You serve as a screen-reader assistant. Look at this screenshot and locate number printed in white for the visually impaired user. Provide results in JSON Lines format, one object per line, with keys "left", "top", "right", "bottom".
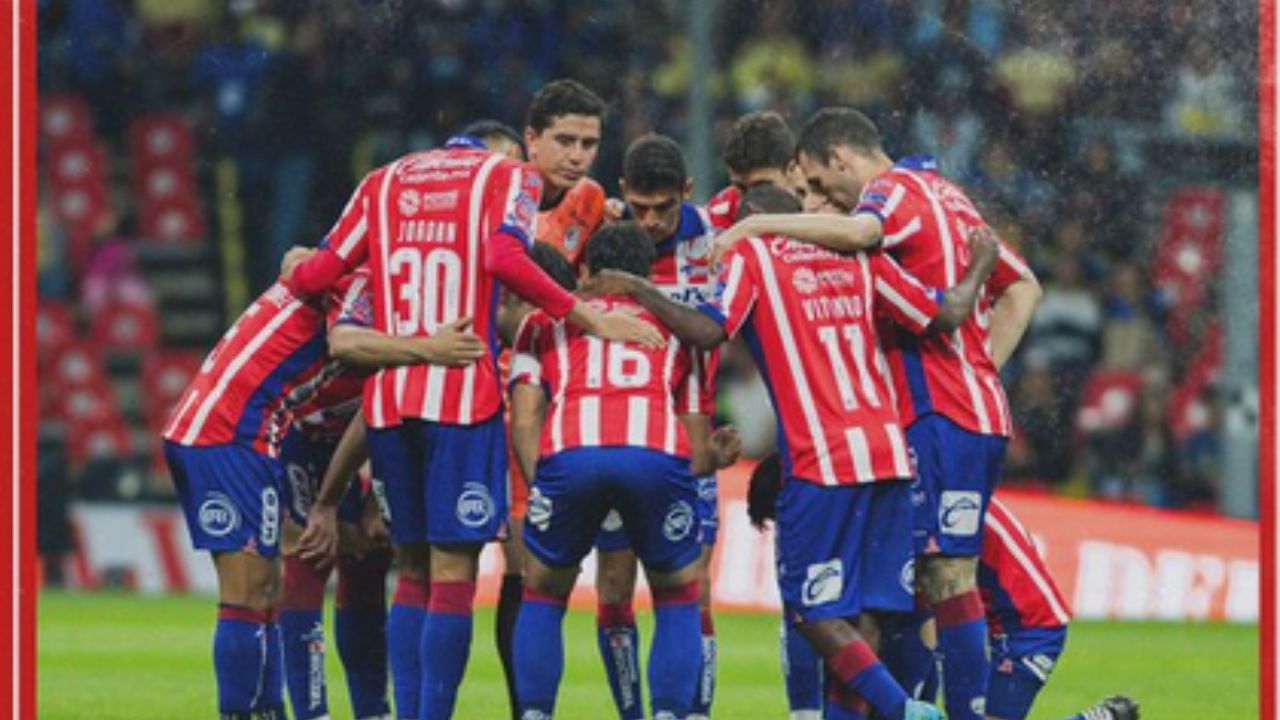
{"left": 817, "top": 324, "right": 881, "bottom": 411}
{"left": 584, "top": 336, "right": 652, "bottom": 389}
{"left": 389, "top": 247, "right": 464, "bottom": 334}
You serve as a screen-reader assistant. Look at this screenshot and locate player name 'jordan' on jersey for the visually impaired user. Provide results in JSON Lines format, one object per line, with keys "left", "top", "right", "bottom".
{"left": 303, "top": 148, "right": 546, "bottom": 429}
{"left": 163, "top": 273, "right": 369, "bottom": 456}
{"left": 855, "top": 155, "right": 1032, "bottom": 437}
{"left": 511, "top": 295, "right": 693, "bottom": 458}
{"left": 702, "top": 235, "right": 943, "bottom": 486}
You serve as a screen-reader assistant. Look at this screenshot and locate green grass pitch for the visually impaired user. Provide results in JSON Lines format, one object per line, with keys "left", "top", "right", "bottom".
{"left": 38, "top": 591, "right": 1257, "bottom": 719}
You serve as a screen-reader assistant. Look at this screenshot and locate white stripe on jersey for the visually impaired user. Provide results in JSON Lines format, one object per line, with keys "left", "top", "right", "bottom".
{"left": 550, "top": 322, "right": 570, "bottom": 453}
{"left": 885, "top": 423, "right": 911, "bottom": 478}
{"left": 163, "top": 389, "right": 201, "bottom": 439}
{"left": 374, "top": 161, "right": 403, "bottom": 428}
{"left": 336, "top": 215, "right": 368, "bottom": 260}
{"left": 846, "top": 427, "right": 873, "bottom": 483}
{"left": 718, "top": 253, "right": 746, "bottom": 315}
{"left": 579, "top": 395, "right": 601, "bottom": 446}
{"left": 883, "top": 216, "right": 921, "bottom": 248}
{"left": 901, "top": 169, "right": 992, "bottom": 433}
{"left": 986, "top": 510, "right": 1072, "bottom": 625}
{"left": 881, "top": 184, "right": 907, "bottom": 218}
{"left": 749, "top": 239, "right": 838, "bottom": 485}
{"left": 180, "top": 299, "right": 306, "bottom": 445}
{"left": 663, "top": 338, "right": 680, "bottom": 454}
{"left": 875, "top": 276, "right": 933, "bottom": 330}
{"left": 510, "top": 353, "right": 541, "bottom": 385}
{"left": 459, "top": 153, "right": 506, "bottom": 424}
{"left": 985, "top": 374, "right": 1011, "bottom": 434}
{"left": 628, "top": 396, "right": 650, "bottom": 447}
{"left": 998, "top": 243, "right": 1034, "bottom": 280}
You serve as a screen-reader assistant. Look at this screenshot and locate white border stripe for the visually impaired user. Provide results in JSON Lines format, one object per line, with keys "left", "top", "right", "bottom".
{"left": 550, "top": 323, "right": 569, "bottom": 453}
{"left": 883, "top": 216, "right": 920, "bottom": 248}
{"left": 750, "top": 240, "right": 838, "bottom": 485}
{"left": 846, "top": 428, "right": 873, "bottom": 483}
{"left": 13, "top": 2, "right": 22, "bottom": 712}
{"left": 579, "top": 396, "right": 601, "bottom": 446}
{"left": 628, "top": 396, "right": 649, "bottom": 447}
{"left": 881, "top": 184, "right": 906, "bottom": 218}
{"left": 875, "top": 277, "right": 932, "bottom": 331}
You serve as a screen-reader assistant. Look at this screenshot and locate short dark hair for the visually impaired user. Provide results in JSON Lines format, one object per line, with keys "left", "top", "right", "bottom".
{"left": 585, "top": 222, "right": 655, "bottom": 278}
{"left": 796, "top": 107, "right": 882, "bottom": 164}
{"left": 526, "top": 79, "right": 606, "bottom": 134}
{"left": 529, "top": 241, "right": 577, "bottom": 292}
{"left": 723, "top": 111, "right": 795, "bottom": 175}
{"left": 460, "top": 119, "right": 526, "bottom": 158}
{"left": 623, "top": 134, "right": 687, "bottom": 194}
{"left": 747, "top": 452, "right": 783, "bottom": 530}
{"left": 737, "top": 183, "right": 802, "bottom": 221}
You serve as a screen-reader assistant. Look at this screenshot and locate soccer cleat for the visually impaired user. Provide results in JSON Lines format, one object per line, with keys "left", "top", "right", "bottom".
{"left": 904, "top": 699, "right": 945, "bottom": 720}
{"left": 1078, "top": 695, "right": 1140, "bottom": 720}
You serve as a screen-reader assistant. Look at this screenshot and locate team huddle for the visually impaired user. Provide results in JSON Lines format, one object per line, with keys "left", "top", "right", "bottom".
{"left": 161, "top": 79, "right": 1140, "bottom": 720}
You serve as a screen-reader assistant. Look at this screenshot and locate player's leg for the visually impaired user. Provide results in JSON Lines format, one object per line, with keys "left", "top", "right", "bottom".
{"left": 419, "top": 415, "right": 510, "bottom": 720}
{"left": 615, "top": 448, "right": 704, "bottom": 720}
{"left": 776, "top": 479, "right": 938, "bottom": 720}
{"left": 496, "top": 467, "right": 529, "bottom": 720}
{"left": 780, "top": 615, "right": 824, "bottom": 719}
{"left": 909, "top": 415, "right": 1007, "bottom": 720}
{"left": 335, "top": 547, "right": 393, "bottom": 720}
{"left": 594, "top": 520, "right": 644, "bottom": 720}
{"left": 166, "top": 441, "right": 286, "bottom": 720}
{"left": 367, "top": 423, "right": 430, "bottom": 720}
{"left": 877, "top": 605, "right": 938, "bottom": 702}
{"left": 515, "top": 448, "right": 609, "bottom": 719}
{"left": 689, "top": 473, "right": 719, "bottom": 720}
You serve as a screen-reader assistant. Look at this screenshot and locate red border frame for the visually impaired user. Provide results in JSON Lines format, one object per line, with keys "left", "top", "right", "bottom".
{"left": 6, "top": 0, "right": 37, "bottom": 717}
{"left": 5, "top": 1, "right": 1276, "bottom": 719}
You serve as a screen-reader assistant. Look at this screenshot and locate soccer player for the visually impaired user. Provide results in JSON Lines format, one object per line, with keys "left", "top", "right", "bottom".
{"left": 714, "top": 108, "right": 1042, "bottom": 720}
{"left": 592, "top": 134, "right": 724, "bottom": 720}
{"left": 597, "top": 183, "right": 1001, "bottom": 720}
{"left": 705, "top": 110, "right": 799, "bottom": 232}
{"left": 162, "top": 265, "right": 483, "bottom": 720}
{"left": 494, "top": 80, "right": 609, "bottom": 720}
{"left": 508, "top": 222, "right": 725, "bottom": 719}
{"left": 283, "top": 121, "right": 660, "bottom": 720}
{"left": 747, "top": 455, "right": 1141, "bottom": 720}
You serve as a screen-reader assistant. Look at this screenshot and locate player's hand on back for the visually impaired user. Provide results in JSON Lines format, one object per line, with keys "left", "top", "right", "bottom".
{"left": 422, "top": 317, "right": 487, "bottom": 367}
{"left": 603, "top": 197, "right": 627, "bottom": 224}
{"left": 709, "top": 216, "right": 758, "bottom": 269}
{"left": 710, "top": 425, "right": 742, "bottom": 469}
{"left": 966, "top": 223, "right": 1000, "bottom": 277}
{"left": 280, "top": 246, "right": 316, "bottom": 281}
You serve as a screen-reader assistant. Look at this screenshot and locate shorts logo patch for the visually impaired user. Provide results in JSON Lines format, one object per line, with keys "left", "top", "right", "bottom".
{"left": 970, "top": 697, "right": 986, "bottom": 716}
{"left": 939, "top": 491, "right": 982, "bottom": 536}
{"left": 521, "top": 711, "right": 550, "bottom": 720}
{"left": 802, "top": 559, "right": 843, "bottom": 607}
{"left": 371, "top": 477, "right": 391, "bottom": 522}
{"left": 456, "top": 482, "right": 495, "bottom": 528}
{"left": 527, "top": 487, "right": 553, "bottom": 533}
{"left": 1023, "top": 653, "right": 1056, "bottom": 681}
{"left": 601, "top": 509, "right": 624, "bottom": 532}
{"left": 261, "top": 487, "right": 280, "bottom": 547}
{"left": 899, "top": 558, "right": 916, "bottom": 595}
{"left": 286, "top": 463, "right": 313, "bottom": 520}
{"left": 662, "top": 501, "right": 695, "bottom": 542}
{"left": 198, "top": 492, "right": 240, "bottom": 537}
{"left": 697, "top": 475, "right": 717, "bottom": 502}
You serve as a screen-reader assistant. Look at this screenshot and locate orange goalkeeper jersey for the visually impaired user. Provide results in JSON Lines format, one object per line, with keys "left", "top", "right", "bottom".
{"left": 535, "top": 178, "right": 605, "bottom": 267}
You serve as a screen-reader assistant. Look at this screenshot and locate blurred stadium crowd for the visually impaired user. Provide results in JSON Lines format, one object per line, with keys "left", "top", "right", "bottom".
{"left": 34, "top": 0, "right": 1257, "bottom": 552}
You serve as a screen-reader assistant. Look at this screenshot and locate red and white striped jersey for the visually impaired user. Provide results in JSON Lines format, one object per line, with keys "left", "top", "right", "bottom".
{"left": 979, "top": 497, "right": 1073, "bottom": 635}
{"left": 291, "top": 272, "right": 375, "bottom": 443}
{"left": 315, "top": 147, "right": 544, "bottom": 429}
{"left": 510, "top": 295, "right": 693, "bottom": 458}
{"left": 163, "top": 273, "right": 369, "bottom": 456}
{"left": 651, "top": 202, "right": 718, "bottom": 416}
{"left": 705, "top": 185, "right": 742, "bottom": 232}
{"left": 855, "top": 155, "right": 1032, "bottom": 438}
{"left": 702, "top": 235, "right": 941, "bottom": 486}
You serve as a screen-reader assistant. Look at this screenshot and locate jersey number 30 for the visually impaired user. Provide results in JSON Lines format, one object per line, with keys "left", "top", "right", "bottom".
{"left": 390, "top": 247, "right": 463, "bottom": 334}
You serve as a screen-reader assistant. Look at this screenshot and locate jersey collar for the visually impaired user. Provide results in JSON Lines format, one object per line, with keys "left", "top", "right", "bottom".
{"left": 894, "top": 154, "right": 939, "bottom": 172}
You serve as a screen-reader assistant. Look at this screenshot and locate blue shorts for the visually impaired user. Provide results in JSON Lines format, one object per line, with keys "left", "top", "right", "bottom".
{"left": 986, "top": 628, "right": 1068, "bottom": 720}
{"left": 776, "top": 479, "right": 914, "bottom": 625}
{"left": 595, "top": 472, "right": 717, "bottom": 552}
{"left": 278, "top": 430, "right": 364, "bottom": 527}
{"left": 367, "top": 415, "right": 507, "bottom": 546}
{"left": 525, "top": 447, "right": 701, "bottom": 574}
{"left": 164, "top": 441, "right": 284, "bottom": 558}
{"left": 907, "top": 413, "right": 1008, "bottom": 556}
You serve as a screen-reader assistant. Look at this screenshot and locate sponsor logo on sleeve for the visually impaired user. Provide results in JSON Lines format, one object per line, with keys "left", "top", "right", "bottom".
{"left": 939, "top": 490, "right": 982, "bottom": 536}
{"left": 802, "top": 559, "right": 843, "bottom": 607}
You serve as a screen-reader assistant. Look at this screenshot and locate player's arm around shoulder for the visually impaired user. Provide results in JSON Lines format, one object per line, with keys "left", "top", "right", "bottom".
{"left": 710, "top": 211, "right": 883, "bottom": 267}
{"left": 327, "top": 318, "right": 486, "bottom": 369}
{"left": 986, "top": 240, "right": 1043, "bottom": 370}
{"left": 928, "top": 225, "right": 1002, "bottom": 333}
